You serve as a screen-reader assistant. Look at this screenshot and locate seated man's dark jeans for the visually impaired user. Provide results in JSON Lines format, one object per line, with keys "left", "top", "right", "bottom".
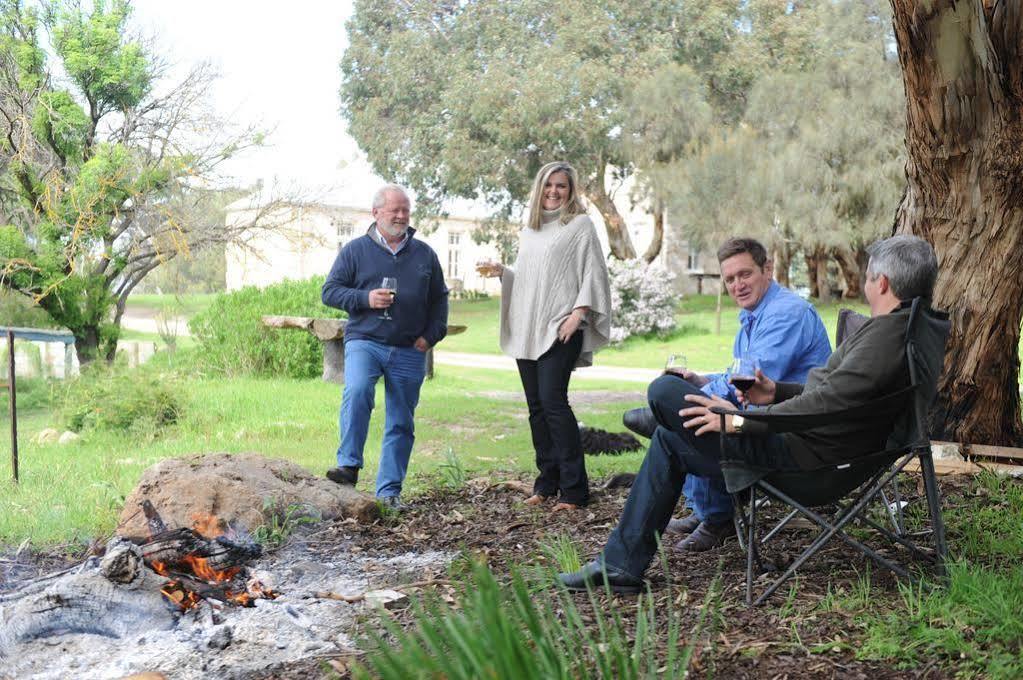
{"left": 600, "top": 374, "right": 803, "bottom": 579}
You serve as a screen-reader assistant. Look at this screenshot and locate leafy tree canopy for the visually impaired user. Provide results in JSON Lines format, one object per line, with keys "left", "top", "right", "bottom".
{"left": 0, "top": 0, "right": 267, "bottom": 362}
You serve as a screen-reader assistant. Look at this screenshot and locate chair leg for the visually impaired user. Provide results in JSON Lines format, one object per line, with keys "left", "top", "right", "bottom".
{"left": 918, "top": 450, "right": 947, "bottom": 578}
{"left": 746, "top": 486, "right": 757, "bottom": 606}
{"left": 890, "top": 470, "right": 907, "bottom": 536}
{"left": 879, "top": 488, "right": 900, "bottom": 534}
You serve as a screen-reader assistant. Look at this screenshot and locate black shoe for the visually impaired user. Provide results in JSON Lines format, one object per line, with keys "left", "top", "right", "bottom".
{"left": 622, "top": 407, "right": 658, "bottom": 439}
{"left": 665, "top": 514, "right": 701, "bottom": 536}
{"left": 673, "top": 519, "right": 733, "bottom": 553}
{"left": 326, "top": 466, "right": 358, "bottom": 485}
{"left": 558, "top": 560, "right": 644, "bottom": 594}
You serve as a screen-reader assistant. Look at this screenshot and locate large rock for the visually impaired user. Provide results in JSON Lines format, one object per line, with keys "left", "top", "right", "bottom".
{"left": 116, "top": 453, "right": 378, "bottom": 538}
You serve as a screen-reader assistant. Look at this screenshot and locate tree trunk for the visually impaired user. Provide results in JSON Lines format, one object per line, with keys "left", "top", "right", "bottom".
{"left": 773, "top": 244, "right": 792, "bottom": 288}
{"left": 804, "top": 252, "right": 820, "bottom": 299}
{"left": 890, "top": 0, "right": 1023, "bottom": 445}
{"left": 855, "top": 244, "right": 869, "bottom": 295}
{"left": 641, "top": 205, "right": 664, "bottom": 263}
{"left": 832, "top": 246, "right": 862, "bottom": 299}
{"left": 805, "top": 246, "right": 832, "bottom": 302}
{"left": 73, "top": 326, "right": 102, "bottom": 366}
{"left": 583, "top": 164, "right": 637, "bottom": 260}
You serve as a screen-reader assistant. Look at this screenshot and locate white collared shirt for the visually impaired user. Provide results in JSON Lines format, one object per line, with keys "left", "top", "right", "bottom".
{"left": 374, "top": 226, "right": 410, "bottom": 254}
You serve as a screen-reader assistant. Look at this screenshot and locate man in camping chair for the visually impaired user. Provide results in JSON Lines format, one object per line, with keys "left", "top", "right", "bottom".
{"left": 559, "top": 235, "right": 939, "bottom": 593}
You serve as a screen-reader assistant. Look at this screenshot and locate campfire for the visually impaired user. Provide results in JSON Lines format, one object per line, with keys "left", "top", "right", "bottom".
{"left": 137, "top": 500, "right": 277, "bottom": 611}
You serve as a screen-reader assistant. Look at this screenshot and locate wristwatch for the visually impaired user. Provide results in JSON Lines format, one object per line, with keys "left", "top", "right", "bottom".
{"left": 732, "top": 414, "right": 745, "bottom": 433}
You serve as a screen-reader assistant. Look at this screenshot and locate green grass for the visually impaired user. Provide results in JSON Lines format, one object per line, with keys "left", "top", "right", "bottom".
{"left": 125, "top": 293, "right": 218, "bottom": 317}
{"left": 801, "top": 472, "right": 1023, "bottom": 678}
{"left": 0, "top": 366, "right": 645, "bottom": 546}
{"left": 445, "top": 294, "right": 869, "bottom": 371}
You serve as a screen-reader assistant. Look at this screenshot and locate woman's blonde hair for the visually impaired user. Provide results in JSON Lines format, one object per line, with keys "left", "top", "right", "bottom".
{"left": 526, "top": 161, "right": 587, "bottom": 231}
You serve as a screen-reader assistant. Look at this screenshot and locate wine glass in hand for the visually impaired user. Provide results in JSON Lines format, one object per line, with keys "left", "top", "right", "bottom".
{"left": 664, "top": 353, "right": 687, "bottom": 377}
{"left": 379, "top": 277, "right": 397, "bottom": 320}
{"left": 728, "top": 354, "right": 760, "bottom": 408}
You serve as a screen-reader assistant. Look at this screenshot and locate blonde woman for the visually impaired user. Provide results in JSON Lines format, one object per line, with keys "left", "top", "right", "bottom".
{"left": 478, "top": 162, "right": 611, "bottom": 510}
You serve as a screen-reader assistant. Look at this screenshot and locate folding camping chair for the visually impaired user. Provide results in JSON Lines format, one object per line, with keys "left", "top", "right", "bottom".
{"left": 711, "top": 298, "right": 951, "bottom": 606}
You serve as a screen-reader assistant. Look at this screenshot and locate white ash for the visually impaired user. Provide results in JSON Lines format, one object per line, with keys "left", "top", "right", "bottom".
{"left": 1, "top": 528, "right": 452, "bottom": 680}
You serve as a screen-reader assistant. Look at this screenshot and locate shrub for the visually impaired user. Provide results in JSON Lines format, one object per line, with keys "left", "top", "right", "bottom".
{"left": 188, "top": 276, "right": 344, "bottom": 378}
{"left": 607, "top": 258, "right": 678, "bottom": 343}
{"left": 354, "top": 560, "right": 718, "bottom": 679}
{"left": 58, "top": 361, "right": 182, "bottom": 439}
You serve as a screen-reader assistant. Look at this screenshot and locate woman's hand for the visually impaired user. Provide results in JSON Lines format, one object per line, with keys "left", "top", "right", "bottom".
{"left": 475, "top": 260, "right": 504, "bottom": 278}
{"left": 736, "top": 368, "right": 777, "bottom": 406}
{"left": 557, "top": 308, "right": 587, "bottom": 342}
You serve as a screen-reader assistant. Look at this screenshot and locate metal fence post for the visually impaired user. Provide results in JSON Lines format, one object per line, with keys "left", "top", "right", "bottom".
{"left": 6, "top": 329, "right": 16, "bottom": 483}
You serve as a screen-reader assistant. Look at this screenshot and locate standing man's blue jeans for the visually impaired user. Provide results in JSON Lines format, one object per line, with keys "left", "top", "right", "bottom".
{"left": 336, "top": 339, "right": 427, "bottom": 498}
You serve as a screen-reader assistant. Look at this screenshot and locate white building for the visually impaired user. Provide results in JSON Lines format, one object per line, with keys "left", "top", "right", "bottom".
{"left": 224, "top": 194, "right": 505, "bottom": 295}
{"left": 224, "top": 172, "right": 718, "bottom": 296}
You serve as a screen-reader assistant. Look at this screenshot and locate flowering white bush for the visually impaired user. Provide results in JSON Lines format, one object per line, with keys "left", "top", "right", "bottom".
{"left": 607, "top": 258, "right": 678, "bottom": 343}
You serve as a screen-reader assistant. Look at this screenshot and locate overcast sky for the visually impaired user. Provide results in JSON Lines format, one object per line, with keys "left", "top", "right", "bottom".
{"left": 131, "top": 0, "right": 371, "bottom": 194}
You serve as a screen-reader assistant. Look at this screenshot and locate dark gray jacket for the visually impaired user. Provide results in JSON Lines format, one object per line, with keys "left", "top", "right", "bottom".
{"left": 751, "top": 303, "right": 914, "bottom": 469}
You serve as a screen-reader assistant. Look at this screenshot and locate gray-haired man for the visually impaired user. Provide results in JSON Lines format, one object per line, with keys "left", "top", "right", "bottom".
{"left": 560, "top": 235, "right": 938, "bottom": 592}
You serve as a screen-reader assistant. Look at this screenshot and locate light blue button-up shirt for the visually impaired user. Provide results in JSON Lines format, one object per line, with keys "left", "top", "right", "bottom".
{"left": 702, "top": 281, "right": 832, "bottom": 404}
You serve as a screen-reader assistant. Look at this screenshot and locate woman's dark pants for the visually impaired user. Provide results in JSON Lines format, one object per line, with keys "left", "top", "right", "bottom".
{"left": 516, "top": 331, "right": 588, "bottom": 505}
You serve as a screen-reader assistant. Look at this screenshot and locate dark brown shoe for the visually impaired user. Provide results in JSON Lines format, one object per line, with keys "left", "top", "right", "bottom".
{"left": 665, "top": 514, "right": 701, "bottom": 536}
{"left": 326, "top": 466, "right": 358, "bottom": 486}
{"left": 673, "top": 520, "right": 733, "bottom": 553}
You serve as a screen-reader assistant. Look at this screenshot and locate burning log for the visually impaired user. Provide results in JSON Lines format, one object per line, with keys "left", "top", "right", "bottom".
{"left": 0, "top": 539, "right": 176, "bottom": 656}
{"left": 138, "top": 528, "right": 261, "bottom": 573}
{"left": 128, "top": 502, "right": 275, "bottom": 611}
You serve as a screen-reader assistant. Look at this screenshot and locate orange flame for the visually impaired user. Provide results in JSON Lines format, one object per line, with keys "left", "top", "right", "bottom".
{"left": 191, "top": 513, "right": 226, "bottom": 539}
{"left": 182, "top": 554, "right": 241, "bottom": 582}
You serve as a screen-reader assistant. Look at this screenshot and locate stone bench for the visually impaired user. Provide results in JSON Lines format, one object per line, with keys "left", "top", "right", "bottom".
{"left": 260, "top": 316, "right": 466, "bottom": 384}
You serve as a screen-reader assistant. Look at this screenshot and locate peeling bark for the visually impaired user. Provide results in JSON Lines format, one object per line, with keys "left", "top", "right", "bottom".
{"left": 891, "top": 0, "right": 1023, "bottom": 444}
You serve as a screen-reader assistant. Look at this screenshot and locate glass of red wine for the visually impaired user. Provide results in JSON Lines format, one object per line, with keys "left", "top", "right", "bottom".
{"left": 728, "top": 354, "right": 760, "bottom": 408}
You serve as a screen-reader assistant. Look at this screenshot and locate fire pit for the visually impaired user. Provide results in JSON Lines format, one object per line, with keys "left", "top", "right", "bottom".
{"left": 130, "top": 501, "right": 277, "bottom": 612}
{"left": 0, "top": 501, "right": 452, "bottom": 679}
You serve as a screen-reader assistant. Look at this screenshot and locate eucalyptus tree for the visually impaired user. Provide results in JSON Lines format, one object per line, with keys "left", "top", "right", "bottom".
{"left": 0, "top": 0, "right": 271, "bottom": 362}
{"left": 341, "top": 0, "right": 746, "bottom": 261}
{"left": 890, "top": 0, "right": 1023, "bottom": 445}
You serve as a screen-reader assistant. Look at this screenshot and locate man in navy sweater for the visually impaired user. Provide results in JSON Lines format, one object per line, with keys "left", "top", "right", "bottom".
{"left": 321, "top": 184, "right": 449, "bottom": 510}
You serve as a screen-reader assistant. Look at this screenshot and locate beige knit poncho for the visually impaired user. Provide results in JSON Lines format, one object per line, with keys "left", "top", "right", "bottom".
{"left": 499, "top": 213, "right": 612, "bottom": 367}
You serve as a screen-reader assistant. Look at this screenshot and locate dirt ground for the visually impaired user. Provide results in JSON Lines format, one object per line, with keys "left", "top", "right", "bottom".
{"left": 4, "top": 473, "right": 966, "bottom": 679}
{"left": 251, "top": 473, "right": 963, "bottom": 680}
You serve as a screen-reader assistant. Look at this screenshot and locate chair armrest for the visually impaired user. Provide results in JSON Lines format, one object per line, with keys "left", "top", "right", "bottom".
{"left": 709, "top": 385, "right": 915, "bottom": 434}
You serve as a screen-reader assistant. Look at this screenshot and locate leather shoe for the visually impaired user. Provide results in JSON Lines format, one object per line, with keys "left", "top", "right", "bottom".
{"left": 674, "top": 520, "right": 733, "bottom": 553}
{"left": 558, "top": 560, "right": 644, "bottom": 594}
{"left": 665, "top": 514, "right": 700, "bottom": 536}
{"left": 622, "top": 407, "right": 658, "bottom": 439}
{"left": 326, "top": 465, "right": 358, "bottom": 485}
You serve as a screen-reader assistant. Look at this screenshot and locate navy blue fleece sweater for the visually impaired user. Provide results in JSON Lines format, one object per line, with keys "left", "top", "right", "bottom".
{"left": 321, "top": 228, "right": 449, "bottom": 347}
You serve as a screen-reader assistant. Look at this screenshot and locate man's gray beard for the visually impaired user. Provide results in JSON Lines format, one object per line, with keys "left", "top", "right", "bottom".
{"left": 379, "top": 223, "right": 408, "bottom": 238}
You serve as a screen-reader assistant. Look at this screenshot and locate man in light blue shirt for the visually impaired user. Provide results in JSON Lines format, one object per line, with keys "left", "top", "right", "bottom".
{"left": 624, "top": 238, "right": 831, "bottom": 551}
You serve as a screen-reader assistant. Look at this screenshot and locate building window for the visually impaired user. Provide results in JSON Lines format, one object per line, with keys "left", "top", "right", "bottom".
{"left": 335, "top": 219, "right": 354, "bottom": 249}
{"left": 447, "top": 232, "right": 461, "bottom": 278}
{"left": 687, "top": 247, "right": 701, "bottom": 271}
